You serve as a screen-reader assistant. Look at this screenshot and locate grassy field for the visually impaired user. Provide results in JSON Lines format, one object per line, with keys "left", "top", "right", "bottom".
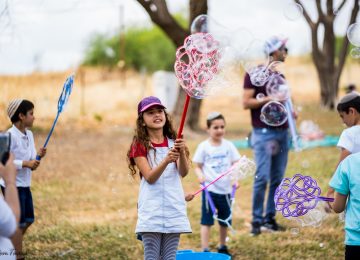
{"left": 0, "top": 60, "right": 359, "bottom": 259}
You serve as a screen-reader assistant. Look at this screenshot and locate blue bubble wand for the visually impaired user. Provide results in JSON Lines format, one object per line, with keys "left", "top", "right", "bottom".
{"left": 36, "top": 74, "right": 75, "bottom": 160}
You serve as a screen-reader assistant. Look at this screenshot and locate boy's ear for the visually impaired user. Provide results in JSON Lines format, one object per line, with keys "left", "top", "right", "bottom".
{"left": 18, "top": 113, "right": 25, "bottom": 119}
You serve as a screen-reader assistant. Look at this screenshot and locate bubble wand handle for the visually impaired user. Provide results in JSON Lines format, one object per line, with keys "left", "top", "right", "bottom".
{"left": 192, "top": 164, "right": 237, "bottom": 196}
{"left": 285, "top": 99, "right": 300, "bottom": 151}
{"left": 202, "top": 183, "right": 217, "bottom": 214}
{"left": 317, "top": 196, "right": 334, "bottom": 202}
{"left": 177, "top": 94, "right": 191, "bottom": 138}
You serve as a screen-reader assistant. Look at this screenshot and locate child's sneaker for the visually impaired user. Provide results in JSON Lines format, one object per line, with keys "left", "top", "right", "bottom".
{"left": 218, "top": 245, "right": 231, "bottom": 256}
{"left": 261, "top": 218, "right": 285, "bottom": 232}
{"left": 250, "top": 222, "right": 261, "bottom": 236}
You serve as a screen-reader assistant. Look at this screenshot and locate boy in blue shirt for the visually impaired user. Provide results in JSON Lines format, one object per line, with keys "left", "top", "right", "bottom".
{"left": 329, "top": 152, "right": 360, "bottom": 259}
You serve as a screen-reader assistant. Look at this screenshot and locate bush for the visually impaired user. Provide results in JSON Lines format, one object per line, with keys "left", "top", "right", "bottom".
{"left": 82, "top": 26, "right": 176, "bottom": 73}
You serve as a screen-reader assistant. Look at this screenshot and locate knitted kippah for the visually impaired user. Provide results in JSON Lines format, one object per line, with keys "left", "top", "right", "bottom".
{"left": 338, "top": 92, "right": 360, "bottom": 105}
{"left": 7, "top": 99, "right": 23, "bottom": 119}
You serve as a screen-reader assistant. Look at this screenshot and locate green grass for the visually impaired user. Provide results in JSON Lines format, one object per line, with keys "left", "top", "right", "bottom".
{"left": 20, "top": 103, "right": 347, "bottom": 259}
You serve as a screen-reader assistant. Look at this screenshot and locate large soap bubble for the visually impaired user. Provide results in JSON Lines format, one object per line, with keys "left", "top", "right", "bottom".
{"left": 347, "top": 23, "right": 360, "bottom": 47}
{"left": 260, "top": 101, "right": 288, "bottom": 127}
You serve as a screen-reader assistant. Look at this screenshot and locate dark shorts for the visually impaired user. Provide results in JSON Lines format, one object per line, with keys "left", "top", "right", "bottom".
{"left": 1, "top": 186, "right": 35, "bottom": 228}
{"left": 346, "top": 245, "right": 360, "bottom": 260}
{"left": 201, "top": 191, "right": 231, "bottom": 227}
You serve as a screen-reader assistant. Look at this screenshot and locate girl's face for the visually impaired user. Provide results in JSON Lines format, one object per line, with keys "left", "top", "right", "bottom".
{"left": 207, "top": 118, "right": 225, "bottom": 142}
{"left": 20, "top": 109, "right": 35, "bottom": 128}
{"left": 142, "top": 106, "right": 166, "bottom": 130}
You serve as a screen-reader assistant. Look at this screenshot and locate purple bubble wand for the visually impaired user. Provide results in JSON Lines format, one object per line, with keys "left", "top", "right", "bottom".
{"left": 274, "top": 173, "right": 334, "bottom": 218}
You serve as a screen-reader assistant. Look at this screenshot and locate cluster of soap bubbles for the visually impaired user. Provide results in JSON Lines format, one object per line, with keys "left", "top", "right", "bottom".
{"left": 175, "top": 15, "right": 276, "bottom": 96}
{"left": 258, "top": 72, "right": 290, "bottom": 126}
{"left": 347, "top": 23, "right": 360, "bottom": 59}
{"left": 174, "top": 32, "right": 221, "bottom": 99}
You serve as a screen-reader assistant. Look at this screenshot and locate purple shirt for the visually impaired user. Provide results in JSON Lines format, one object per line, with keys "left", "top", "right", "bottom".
{"left": 243, "top": 72, "right": 288, "bottom": 129}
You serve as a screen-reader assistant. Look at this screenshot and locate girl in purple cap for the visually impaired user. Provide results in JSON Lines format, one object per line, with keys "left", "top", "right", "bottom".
{"left": 127, "top": 96, "right": 192, "bottom": 260}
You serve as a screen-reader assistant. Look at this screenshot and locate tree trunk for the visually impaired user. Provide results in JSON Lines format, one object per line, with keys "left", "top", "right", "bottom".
{"left": 295, "top": 0, "right": 359, "bottom": 110}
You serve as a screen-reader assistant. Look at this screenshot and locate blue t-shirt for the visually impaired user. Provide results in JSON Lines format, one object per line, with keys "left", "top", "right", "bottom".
{"left": 329, "top": 152, "right": 360, "bottom": 245}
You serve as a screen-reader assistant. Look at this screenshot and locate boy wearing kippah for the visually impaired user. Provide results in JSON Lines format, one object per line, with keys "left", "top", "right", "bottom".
{"left": 192, "top": 112, "right": 241, "bottom": 256}
{"left": 0, "top": 99, "right": 46, "bottom": 259}
{"left": 336, "top": 92, "right": 360, "bottom": 159}
{"left": 327, "top": 92, "right": 360, "bottom": 208}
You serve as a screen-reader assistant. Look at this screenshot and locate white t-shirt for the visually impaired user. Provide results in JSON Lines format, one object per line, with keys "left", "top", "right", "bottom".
{"left": 193, "top": 139, "right": 241, "bottom": 194}
{"left": 0, "top": 196, "right": 16, "bottom": 260}
{"left": 0, "top": 125, "right": 36, "bottom": 188}
{"left": 337, "top": 125, "right": 360, "bottom": 153}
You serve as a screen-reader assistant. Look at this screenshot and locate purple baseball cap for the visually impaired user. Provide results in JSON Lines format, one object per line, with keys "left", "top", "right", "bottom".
{"left": 138, "top": 96, "right": 166, "bottom": 114}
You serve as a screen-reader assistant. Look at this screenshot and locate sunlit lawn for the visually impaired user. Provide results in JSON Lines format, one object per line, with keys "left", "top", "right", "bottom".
{"left": 15, "top": 101, "right": 345, "bottom": 260}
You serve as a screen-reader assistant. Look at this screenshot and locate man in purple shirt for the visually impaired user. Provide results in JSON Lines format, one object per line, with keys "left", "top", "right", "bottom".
{"left": 243, "top": 36, "right": 289, "bottom": 236}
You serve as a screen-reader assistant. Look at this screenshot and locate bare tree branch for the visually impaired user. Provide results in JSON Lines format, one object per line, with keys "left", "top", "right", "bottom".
{"left": 337, "top": 0, "right": 348, "bottom": 13}
{"left": 294, "top": 0, "right": 315, "bottom": 28}
{"left": 189, "top": 0, "right": 207, "bottom": 24}
{"left": 315, "top": 0, "right": 326, "bottom": 22}
{"left": 136, "top": 0, "right": 188, "bottom": 46}
{"left": 336, "top": 0, "right": 359, "bottom": 79}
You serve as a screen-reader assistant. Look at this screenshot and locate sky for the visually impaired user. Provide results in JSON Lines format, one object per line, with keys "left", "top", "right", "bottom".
{"left": 0, "top": 0, "right": 357, "bottom": 75}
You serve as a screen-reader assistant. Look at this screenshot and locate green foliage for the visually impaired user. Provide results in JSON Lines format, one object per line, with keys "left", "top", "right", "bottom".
{"left": 82, "top": 25, "right": 177, "bottom": 72}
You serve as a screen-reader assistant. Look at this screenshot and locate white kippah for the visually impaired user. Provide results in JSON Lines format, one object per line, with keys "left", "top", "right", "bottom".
{"left": 7, "top": 99, "right": 23, "bottom": 119}
{"left": 207, "top": 111, "right": 222, "bottom": 121}
{"left": 338, "top": 92, "right": 360, "bottom": 105}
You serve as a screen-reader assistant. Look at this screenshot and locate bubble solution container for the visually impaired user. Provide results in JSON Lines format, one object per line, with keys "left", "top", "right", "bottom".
{"left": 176, "top": 250, "right": 231, "bottom": 260}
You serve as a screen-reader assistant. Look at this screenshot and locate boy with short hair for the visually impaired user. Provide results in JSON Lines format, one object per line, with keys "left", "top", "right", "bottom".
{"left": 192, "top": 112, "right": 241, "bottom": 256}
{"left": 0, "top": 99, "right": 46, "bottom": 259}
{"left": 329, "top": 152, "right": 360, "bottom": 259}
{"left": 336, "top": 92, "right": 360, "bottom": 160}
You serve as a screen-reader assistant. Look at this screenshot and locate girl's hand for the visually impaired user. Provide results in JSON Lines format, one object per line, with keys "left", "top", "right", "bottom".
{"left": 164, "top": 148, "right": 180, "bottom": 164}
{"left": 185, "top": 193, "right": 195, "bottom": 202}
{"left": 174, "top": 138, "right": 187, "bottom": 153}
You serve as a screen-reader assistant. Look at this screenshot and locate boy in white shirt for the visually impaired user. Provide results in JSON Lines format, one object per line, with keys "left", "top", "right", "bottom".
{"left": 327, "top": 93, "right": 360, "bottom": 206}
{"left": 336, "top": 92, "right": 360, "bottom": 160}
{"left": 0, "top": 99, "right": 46, "bottom": 259}
{"left": 192, "top": 112, "right": 241, "bottom": 256}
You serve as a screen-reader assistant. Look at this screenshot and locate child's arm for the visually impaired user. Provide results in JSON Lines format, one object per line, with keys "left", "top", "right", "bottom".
{"left": 194, "top": 164, "right": 206, "bottom": 183}
{"left": 22, "top": 160, "right": 40, "bottom": 170}
{"left": 329, "top": 191, "right": 348, "bottom": 213}
{"left": 37, "top": 147, "right": 47, "bottom": 159}
{"left": 174, "top": 138, "right": 190, "bottom": 177}
{"left": 338, "top": 148, "right": 351, "bottom": 165}
{"left": 328, "top": 148, "right": 351, "bottom": 201}
{"left": 134, "top": 148, "right": 179, "bottom": 184}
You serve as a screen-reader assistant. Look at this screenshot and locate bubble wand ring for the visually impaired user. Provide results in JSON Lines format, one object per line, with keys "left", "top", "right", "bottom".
{"left": 174, "top": 33, "right": 221, "bottom": 138}
{"left": 36, "top": 74, "right": 75, "bottom": 160}
{"left": 186, "top": 156, "right": 256, "bottom": 199}
{"left": 274, "top": 173, "right": 334, "bottom": 218}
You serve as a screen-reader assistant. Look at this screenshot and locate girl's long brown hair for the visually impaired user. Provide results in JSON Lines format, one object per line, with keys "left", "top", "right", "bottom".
{"left": 127, "top": 110, "right": 190, "bottom": 177}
